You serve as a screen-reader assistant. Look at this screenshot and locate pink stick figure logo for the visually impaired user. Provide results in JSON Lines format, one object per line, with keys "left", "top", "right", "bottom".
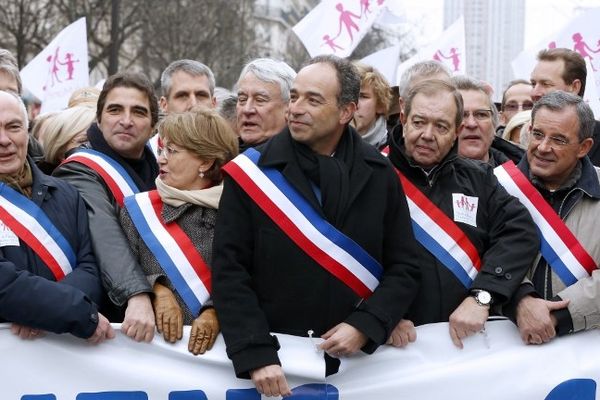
{"left": 323, "top": 34, "right": 344, "bottom": 52}
{"left": 335, "top": 3, "right": 361, "bottom": 42}
{"left": 42, "top": 46, "right": 80, "bottom": 91}
{"left": 433, "top": 48, "right": 461, "bottom": 72}
{"left": 571, "top": 32, "right": 600, "bottom": 72}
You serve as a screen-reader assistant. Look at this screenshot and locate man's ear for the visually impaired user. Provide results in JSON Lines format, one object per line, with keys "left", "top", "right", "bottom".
{"left": 159, "top": 96, "right": 168, "bottom": 113}
{"left": 570, "top": 79, "right": 582, "bottom": 96}
{"left": 577, "top": 137, "right": 594, "bottom": 158}
{"left": 339, "top": 102, "right": 357, "bottom": 125}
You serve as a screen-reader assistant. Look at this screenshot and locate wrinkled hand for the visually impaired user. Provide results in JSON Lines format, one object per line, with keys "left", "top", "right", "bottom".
{"left": 189, "top": 308, "right": 220, "bottom": 355}
{"left": 449, "top": 296, "right": 489, "bottom": 349}
{"left": 87, "top": 313, "right": 116, "bottom": 344}
{"left": 319, "top": 322, "right": 368, "bottom": 358}
{"left": 151, "top": 283, "right": 182, "bottom": 343}
{"left": 250, "top": 364, "right": 292, "bottom": 397}
{"left": 122, "top": 292, "right": 155, "bottom": 342}
{"left": 516, "top": 295, "right": 568, "bottom": 345}
{"left": 387, "top": 319, "right": 417, "bottom": 348}
{"left": 10, "top": 324, "right": 45, "bottom": 340}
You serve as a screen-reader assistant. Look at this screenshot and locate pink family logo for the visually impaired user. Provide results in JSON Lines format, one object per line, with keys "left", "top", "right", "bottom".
{"left": 42, "top": 46, "right": 80, "bottom": 91}
{"left": 433, "top": 48, "right": 461, "bottom": 72}
{"left": 548, "top": 32, "right": 600, "bottom": 72}
{"left": 455, "top": 195, "right": 476, "bottom": 212}
{"left": 321, "top": 0, "right": 385, "bottom": 53}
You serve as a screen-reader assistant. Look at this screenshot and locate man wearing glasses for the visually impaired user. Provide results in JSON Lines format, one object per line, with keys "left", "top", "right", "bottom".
{"left": 499, "top": 79, "right": 533, "bottom": 127}
{"left": 386, "top": 79, "right": 537, "bottom": 349}
{"left": 499, "top": 91, "right": 600, "bottom": 345}
{"left": 453, "top": 75, "right": 524, "bottom": 166}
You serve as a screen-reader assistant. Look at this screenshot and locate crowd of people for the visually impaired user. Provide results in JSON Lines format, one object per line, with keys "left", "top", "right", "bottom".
{"left": 0, "top": 44, "right": 599, "bottom": 397}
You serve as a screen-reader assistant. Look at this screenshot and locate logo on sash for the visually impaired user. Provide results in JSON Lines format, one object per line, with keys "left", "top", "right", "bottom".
{"left": 124, "top": 191, "right": 211, "bottom": 315}
{"left": 0, "top": 183, "right": 76, "bottom": 280}
{"left": 494, "top": 161, "right": 597, "bottom": 286}
{"left": 223, "top": 148, "right": 383, "bottom": 298}
{"left": 395, "top": 169, "right": 481, "bottom": 288}
{"left": 63, "top": 149, "right": 140, "bottom": 206}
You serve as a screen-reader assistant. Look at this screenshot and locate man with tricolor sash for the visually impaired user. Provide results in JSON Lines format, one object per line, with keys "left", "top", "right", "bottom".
{"left": 499, "top": 91, "right": 600, "bottom": 345}
{"left": 213, "top": 55, "right": 421, "bottom": 397}
{"left": 53, "top": 72, "right": 159, "bottom": 343}
{"left": 387, "top": 79, "right": 538, "bottom": 349}
{"left": 0, "top": 90, "right": 113, "bottom": 343}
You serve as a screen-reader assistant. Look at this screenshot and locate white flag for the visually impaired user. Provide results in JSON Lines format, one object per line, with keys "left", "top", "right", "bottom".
{"left": 512, "top": 8, "right": 600, "bottom": 92}
{"left": 396, "top": 17, "right": 466, "bottom": 85}
{"left": 584, "top": 58, "right": 600, "bottom": 118}
{"left": 20, "top": 18, "right": 89, "bottom": 113}
{"left": 360, "top": 44, "right": 402, "bottom": 85}
{"left": 293, "top": 0, "right": 388, "bottom": 58}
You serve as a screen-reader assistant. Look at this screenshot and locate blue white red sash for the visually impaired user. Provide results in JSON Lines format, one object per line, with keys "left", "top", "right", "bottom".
{"left": 494, "top": 161, "right": 597, "bottom": 286}
{"left": 124, "top": 190, "right": 211, "bottom": 316}
{"left": 395, "top": 169, "right": 482, "bottom": 288}
{"left": 63, "top": 149, "right": 140, "bottom": 206}
{"left": 222, "top": 148, "right": 383, "bottom": 298}
{"left": 0, "top": 183, "right": 76, "bottom": 280}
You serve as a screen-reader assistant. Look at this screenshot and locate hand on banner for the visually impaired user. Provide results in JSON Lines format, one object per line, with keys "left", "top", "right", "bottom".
{"left": 87, "top": 313, "right": 116, "bottom": 344}
{"left": 122, "top": 292, "right": 155, "bottom": 342}
{"left": 387, "top": 319, "right": 417, "bottom": 347}
{"left": 449, "top": 296, "right": 489, "bottom": 349}
{"left": 10, "top": 324, "right": 45, "bottom": 340}
{"left": 189, "top": 308, "right": 220, "bottom": 355}
{"left": 320, "top": 322, "right": 368, "bottom": 357}
{"left": 516, "top": 295, "right": 568, "bottom": 345}
{"left": 250, "top": 364, "right": 292, "bottom": 397}
{"left": 151, "top": 283, "right": 181, "bottom": 343}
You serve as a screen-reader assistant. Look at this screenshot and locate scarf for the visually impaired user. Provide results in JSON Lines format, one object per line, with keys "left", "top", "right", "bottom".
{"left": 0, "top": 159, "right": 33, "bottom": 198}
{"left": 360, "top": 115, "right": 388, "bottom": 150}
{"left": 155, "top": 177, "right": 222, "bottom": 209}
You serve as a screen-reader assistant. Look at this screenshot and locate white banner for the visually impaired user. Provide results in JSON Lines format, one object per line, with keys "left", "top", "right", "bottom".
{"left": 360, "top": 44, "right": 401, "bottom": 85}
{"left": 396, "top": 17, "right": 466, "bottom": 85}
{"left": 20, "top": 17, "right": 89, "bottom": 113}
{"left": 2, "top": 320, "right": 600, "bottom": 399}
{"left": 293, "top": 0, "right": 388, "bottom": 58}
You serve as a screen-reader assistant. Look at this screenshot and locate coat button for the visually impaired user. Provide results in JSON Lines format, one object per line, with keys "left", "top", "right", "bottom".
{"left": 494, "top": 267, "right": 503, "bottom": 274}
{"left": 505, "top": 273, "right": 512, "bottom": 280}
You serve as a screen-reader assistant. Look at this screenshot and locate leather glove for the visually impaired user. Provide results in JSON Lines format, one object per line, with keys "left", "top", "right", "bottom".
{"left": 188, "top": 308, "right": 219, "bottom": 355}
{"left": 152, "top": 282, "right": 183, "bottom": 343}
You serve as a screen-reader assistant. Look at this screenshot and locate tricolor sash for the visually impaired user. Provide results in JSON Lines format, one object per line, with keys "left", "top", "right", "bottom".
{"left": 222, "top": 148, "right": 383, "bottom": 298}
{"left": 0, "top": 183, "right": 76, "bottom": 280}
{"left": 395, "top": 169, "right": 482, "bottom": 288}
{"left": 494, "top": 161, "right": 597, "bottom": 286}
{"left": 63, "top": 149, "right": 140, "bottom": 206}
{"left": 124, "top": 191, "right": 211, "bottom": 316}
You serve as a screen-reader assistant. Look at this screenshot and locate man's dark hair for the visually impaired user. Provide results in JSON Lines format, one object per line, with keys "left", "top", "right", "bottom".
{"left": 97, "top": 71, "right": 159, "bottom": 127}
{"left": 305, "top": 54, "right": 360, "bottom": 107}
{"left": 532, "top": 90, "right": 594, "bottom": 142}
{"left": 405, "top": 79, "right": 464, "bottom": 129}
{"left": 537, "top": 48, "right": 586, "bottom": 97}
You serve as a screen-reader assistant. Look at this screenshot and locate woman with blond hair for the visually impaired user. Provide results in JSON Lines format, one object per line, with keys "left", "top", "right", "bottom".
{"left": 38, "top": 106, "right": 95, "bottom": 174}
{"left": 119, "top": 109, "right": 238, "bottom": 355}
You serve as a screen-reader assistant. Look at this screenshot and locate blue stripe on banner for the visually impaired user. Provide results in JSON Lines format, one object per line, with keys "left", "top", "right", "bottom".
{"left": 411, "top": 221, "right": 472, "bottom": 288}
{"left": 0, "top": 184, "right": 76, "bottom": 268}
{"left": 538, "top": 229, "right": 577, "bottom": 287}
{"left": 75, "top": 149, "right": 140, "bottom": 193}
{"left": 124, "top": 196, "right": 202, "bottom": 315}
{"left": 243, "top": 148, "right": 383, "bottom": 280}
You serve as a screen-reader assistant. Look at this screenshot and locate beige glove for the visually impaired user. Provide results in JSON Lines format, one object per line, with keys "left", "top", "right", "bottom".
{"left": 188, "top": 308, "right": 220, "bottom": 355}
{"left": 152, "top": 282, "right": 183, "bottom": 343}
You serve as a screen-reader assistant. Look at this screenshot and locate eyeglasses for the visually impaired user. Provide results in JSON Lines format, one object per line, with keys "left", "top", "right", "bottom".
{"left": 463, "top": 109, "right": 493, "bottom": 121}
{"left": 530, "top": 130, "right": 579, "bottom": 148}
{"left": 157, "top": 144, "right": 183, "bottom": 159}
{"left": 503, "top": 101, "right": 534, "bottom": 113}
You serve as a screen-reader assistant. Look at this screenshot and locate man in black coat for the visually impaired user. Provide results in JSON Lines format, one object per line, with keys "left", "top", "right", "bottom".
{"left": 213, "top": 55, "right": 421, "bottom": 397}
{"left": 387, "top": 80, "right": 538, "bottom": 348}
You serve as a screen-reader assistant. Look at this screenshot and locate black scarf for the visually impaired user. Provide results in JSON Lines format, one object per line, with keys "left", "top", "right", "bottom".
{"left": 293, "top": 128, "right": 354, "bottom": 225}
{"left": 87, "top": 123, "right": 158, "bottom": 191}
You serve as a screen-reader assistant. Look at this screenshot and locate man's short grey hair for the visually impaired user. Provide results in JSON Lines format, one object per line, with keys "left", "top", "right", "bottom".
{"left": 161, "top": 59, "right": 216, "bottom": 97}
{"left": 0, "top": 49, "right": 22, "bottom": 94}
{"left": 452, "top": 75, "right": 500, "bottom": 128}
{"left": 532, "top": 90, "right": 595, "bottom": 142}
{"left": 237, "top": 58, "right": 296, "bottom": 102}
{"left": 0, "top": 90, "right": 29, "bottom": 130}
{"left": 398, "top": 60, "right": 451, "bottom": 99}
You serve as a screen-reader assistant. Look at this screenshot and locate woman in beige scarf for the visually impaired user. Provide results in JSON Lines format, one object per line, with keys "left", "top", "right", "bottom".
{"left": 120, "top": 110, "right": 238, "bottom": 355}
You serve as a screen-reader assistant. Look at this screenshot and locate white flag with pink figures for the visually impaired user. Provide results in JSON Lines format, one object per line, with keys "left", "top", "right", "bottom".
{"left": 293, "top": 0, "right": 388, "bottom": 58}
{"left": 20, "top": 18, "right": 89, "bottom": 113}
{"left": 395, "top": 17, "right": 466, "bottom": 85}
{"left": 512, "top": 8, "right": 600, "bottom": 117}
